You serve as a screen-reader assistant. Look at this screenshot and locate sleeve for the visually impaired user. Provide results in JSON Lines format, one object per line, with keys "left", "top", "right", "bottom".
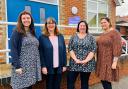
{"left": 68, "top": 35, "right": 74, "bottom": 52}
{"left": 112, "top": 31, "right": 122, "bottom": 57}
{"left": 39, "top": 35, "right": 46, "bottom": 67}
{"left": 61, "top": 35, "right": 67, "bottom": 66}
{"left": 89, "top": 35, "right": 97, "bottom": 53}
{"left": 10, "top": 30, "right": 21, "bottom": 69}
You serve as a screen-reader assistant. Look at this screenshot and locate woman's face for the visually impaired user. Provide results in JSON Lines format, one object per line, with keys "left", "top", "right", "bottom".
{"left": 79, "top": 22, "right": 86, "bottom": 33}
{"left": 47, "top": 21, "right": 55, "bottom": 32}
{"left": 100, "top": 19, "right": 110, "bottom": 30}
{"left": 21, "top": 14, "right": 31, "bottom": 27}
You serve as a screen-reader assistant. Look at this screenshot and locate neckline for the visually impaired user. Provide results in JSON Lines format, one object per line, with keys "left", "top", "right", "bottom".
{"left": 76, "top": 33, "right": 87, "bottom": 40}
{"left": 103, "top": 29, "right": 113, "bottom": 34}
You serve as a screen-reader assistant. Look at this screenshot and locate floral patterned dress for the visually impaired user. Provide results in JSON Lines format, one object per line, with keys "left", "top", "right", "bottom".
{"left": 11, "top": 32, "right": 41, "bottom": 89}
{"left": 68, "top": 33, "right": 96, "bottom": 72}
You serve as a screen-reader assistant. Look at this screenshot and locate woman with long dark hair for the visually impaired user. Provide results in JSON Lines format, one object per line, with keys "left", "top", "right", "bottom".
{"left": 10, "top": 11, "right": 41, "bottom": 89}
{"left": 67, "top": 20, "right": 96, "bottom": 89}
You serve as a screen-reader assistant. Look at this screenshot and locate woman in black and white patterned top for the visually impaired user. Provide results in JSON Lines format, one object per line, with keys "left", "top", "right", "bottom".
{"left": 67, "top": 20, "right": 97, "bottom": 89}
{"left": 10, "top": 11, "right": 41, "bottom": 89}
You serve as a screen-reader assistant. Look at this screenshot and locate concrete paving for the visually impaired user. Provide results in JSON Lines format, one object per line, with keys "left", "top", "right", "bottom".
{"left": 90, "top": 76, "right": 128, "bottom": 89}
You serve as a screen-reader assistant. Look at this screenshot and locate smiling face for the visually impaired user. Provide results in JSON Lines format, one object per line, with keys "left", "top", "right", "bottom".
{"left": 79, "top": 22, "right": 87, "bottom": 33}
{"left": 21, "top": 14, "right": 31, "bottom": 28}
{"left": 100, "top": 18, "right": 110, "bottom": 31}
{"left": 46, "top": 18, "right": 56, "bottom": 35}
{"left": 47, "top": 20, "right": 56, "bottom": 32}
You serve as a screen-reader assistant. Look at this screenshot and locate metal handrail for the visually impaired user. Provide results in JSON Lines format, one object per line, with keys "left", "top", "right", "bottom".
{"left": 0, "top": 21, "right": 126, "bottom": 64}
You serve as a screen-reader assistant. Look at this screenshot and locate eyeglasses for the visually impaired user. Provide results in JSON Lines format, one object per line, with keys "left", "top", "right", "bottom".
{"left": 47, "top": 22, "right": 55, "bottom": 25}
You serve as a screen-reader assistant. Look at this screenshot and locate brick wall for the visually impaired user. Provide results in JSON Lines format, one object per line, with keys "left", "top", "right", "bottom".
{"left": 59, "top": 0, "right": 86, "bottom": 25}
{"left": 109, "top": 0, "right": 116, "bottom": 28}
{"left": 59, "top": 0, "right": 87, "bottom": 47}
{"left": 59, "top": 0, "right": 117, "bottom": 41}
{"left": 0, "top": 0, "right": 6, "bottom": 63}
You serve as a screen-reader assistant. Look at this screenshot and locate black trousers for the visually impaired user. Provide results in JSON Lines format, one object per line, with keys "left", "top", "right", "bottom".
{"left": 46, "top": 68, "right": 62, "bottom": 89}
{"left": 67, "top": 71, "right": 91, "bottom": 89}
{"left": 23, "top": 85, "right": 32, "bottom": 89}
{"left": 101, "top": 80, "right": 112, "bottom": 89}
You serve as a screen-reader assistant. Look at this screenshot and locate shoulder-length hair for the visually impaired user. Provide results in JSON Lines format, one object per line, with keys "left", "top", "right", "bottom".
{"left": 77, "top": 20, "right": 88, "bottom": 33}
{"left": 43, "top": 17, "right": 60, "bottom": 36}
{"left": 16, "top": 11, "right": 35, "bottom": 36}
{"left": 100, "top": 17, "right": 112, "bottom": 28}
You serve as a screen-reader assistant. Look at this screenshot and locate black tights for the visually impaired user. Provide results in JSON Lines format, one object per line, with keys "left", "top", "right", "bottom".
{"left": 23, "top": 85, "right": 32, "bottom": 89}
{"left": 101, "top": 80, "right": 112, "bottom": 89}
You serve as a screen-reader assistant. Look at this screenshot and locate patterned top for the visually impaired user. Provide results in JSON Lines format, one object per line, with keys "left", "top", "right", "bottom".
{"left": 68, "top": 33, "right": 96, "bottom": 72}
{"left": 96, "top": 30, "right": 122, "bottom": 81}
{"left": 11, "top": 32, "right": 41, "bottom": 89}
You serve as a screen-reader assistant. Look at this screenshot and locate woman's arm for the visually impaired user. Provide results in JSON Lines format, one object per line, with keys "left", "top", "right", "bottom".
{"left": 69, "top": 50, "right": 81, "bottom": 64}
{"left": 10, "top": 30, "right": 21, "bottom": 69}
{"left": 39, "top": 35, "right": 46, "bottom": 67}
{"left": 81, "top": 52, "right": 95, "bottom": 64}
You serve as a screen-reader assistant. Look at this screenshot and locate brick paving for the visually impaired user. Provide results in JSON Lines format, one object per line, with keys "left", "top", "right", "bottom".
{"left": 90, "top": 76, "right": 128, "bottom": 89}
{"left": 0, "top": 57, "right": 128, "bottom": 89}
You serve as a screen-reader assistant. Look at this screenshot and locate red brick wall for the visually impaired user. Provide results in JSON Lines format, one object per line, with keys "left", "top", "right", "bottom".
{"left": 59, "top": 0, "right": 86, "bottom": 25}
{"left": 109, "top": 0, "right": 116, "bottom": 28}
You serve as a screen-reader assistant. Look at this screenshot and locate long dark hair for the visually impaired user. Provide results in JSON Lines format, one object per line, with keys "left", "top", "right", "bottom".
{"left": 16, "top": 11, "right": 35, "bottom": 36}
{"left": 77, "top": 20, "right": 88, "bottom": 33}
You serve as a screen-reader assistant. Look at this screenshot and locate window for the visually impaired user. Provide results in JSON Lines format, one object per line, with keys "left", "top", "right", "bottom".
{"left": 25, "top": 6, "right": 31, "bottom": 13}
{"left": 87, "top": 0, "right": 108, "bottom": 32}
{"left": 40, "top": 8, "right": 45, "bottom": 24}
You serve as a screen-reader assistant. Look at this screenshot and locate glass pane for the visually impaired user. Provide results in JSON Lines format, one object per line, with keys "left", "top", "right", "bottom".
{"left": 88, "top": 12, "right": 97, "bottom": 27}
{"left": 98, "top": 1, "right": 107, "bottom": 14}
{"left": 98, "top": 13, "right": 107, "bottom": 26}
{"left": 25, "top": 6, "right": 31, "bottom": 13}
{"left": 88, "top": 1, "right": 97, "bottom": 13}
{"left": 40, "top": 8, "right": 45, "bottom": 24}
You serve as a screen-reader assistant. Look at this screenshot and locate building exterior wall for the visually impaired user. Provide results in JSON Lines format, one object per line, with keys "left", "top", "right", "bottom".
{"left": 0, "top": 0, "right": 6, "bottom": 63}
{"left": 59, "top": 0, "right": 117, "bottom": 43}
{"left": 7, "top": 0, "right": 58, "bottom": 38}
{"left": 59, "top": 0, "right": 116, "bottom": 26}
{"left": 109, "top": 0, "right": 116, "bottom": 27}
{"left": 59, "top": 0, "right": 86, "bottom": 25}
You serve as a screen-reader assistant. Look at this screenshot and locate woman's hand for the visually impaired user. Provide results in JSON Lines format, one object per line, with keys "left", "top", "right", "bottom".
{"left": 112, "top": 61, "right": 117, "bottom": 69}
{"left": 42, "top": 67, "right": 48, "bottom": 75}
{"left": 81, "top": 60, "right": 88, "bottom": 65}
{"left": 112, "top": 57, "right": 118, "bottom": 69}
{"left": 74, "top": 59, "right": 81, "bottom": 64}
{"left": 62, "top": 67, "right": 67, "bottom": 72}
{"left": 15, "top": 68, "right": 23, "bottom": 74}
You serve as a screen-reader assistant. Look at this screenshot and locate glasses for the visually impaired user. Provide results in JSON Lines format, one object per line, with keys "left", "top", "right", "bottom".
{"left": 47, "top": 22, "right": 55, "bottom": 25}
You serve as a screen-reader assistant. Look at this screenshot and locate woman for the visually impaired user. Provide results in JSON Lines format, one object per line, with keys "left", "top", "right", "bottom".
{"left": 10, "top": 11, "right": 41, "bottom": 89}
{"left": 39, "top": 17, "right": 67, "bottom": 89}
{"left": 96, "top": 17, "right": 122, "bottom": 89}
{"left": 67, "top": 20, "right": 96, "bottom": 89}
